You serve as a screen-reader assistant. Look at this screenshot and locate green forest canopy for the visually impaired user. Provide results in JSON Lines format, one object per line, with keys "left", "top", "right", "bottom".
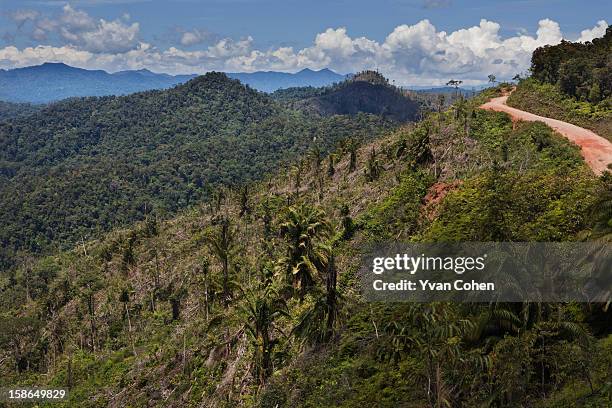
{"left": 0, "top": 72, "right": 393, "bottom": 270}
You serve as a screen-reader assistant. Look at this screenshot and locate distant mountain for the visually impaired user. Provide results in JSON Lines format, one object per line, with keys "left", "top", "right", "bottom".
{"left": 409, "top": 86, "right": 484, "bottom": 96}
{"left": 292, "top": 71, "right": 420, "bottom": 122}
{"left": 0, "top": 63, "right": 347, "bottom": 103}
{"left": 227, "top": 68, "right": 347, "bottom": 93}
{"left": 0, "top": 63, "right": 196, "bottom": 103}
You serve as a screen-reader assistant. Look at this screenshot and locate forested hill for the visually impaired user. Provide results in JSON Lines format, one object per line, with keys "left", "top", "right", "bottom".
{"left": 0, "top": 101, "right": 42, "bottom": 121}
{"left": 0, "top": 72, "right": 392, "bottom": 270}
{"left": 288, "top": 71, "right": 420, "bottom": 122}
{"left": 507, "top": 24, "right": 611, "bottom": 138}
{"left": 530, "top": 26, "right": 611, "bottom": 103}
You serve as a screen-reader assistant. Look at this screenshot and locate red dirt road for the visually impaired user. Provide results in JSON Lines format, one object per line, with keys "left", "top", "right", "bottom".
{"left": 480, "top": 94, "right": 612, "bottom": 175}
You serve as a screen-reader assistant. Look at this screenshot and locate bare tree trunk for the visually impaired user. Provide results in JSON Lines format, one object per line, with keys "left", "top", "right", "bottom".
{"left": 125, "top": 302, "right": 136, "bottom": 356}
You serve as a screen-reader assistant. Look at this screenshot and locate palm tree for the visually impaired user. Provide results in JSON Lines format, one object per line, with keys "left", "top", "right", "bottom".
{"left": 293, "top": 254, "right": 341, "bottom": 344}
{"left": 242, "top": 286, "right": 289, "bottom": 385}
{"left": 345, "top": 138, "right": 359, "bottom": 172}
{"left": 278, "top": 204, "right": 331, "bottom": 300}
{"left": 378, "top": 303, "right": 481, "bottom": 408}
{"left": 204, "top": 216, "right": 234, "bottom": 303}
{"left": 238, "top": 185, "right": 250, "bottom": 218}
{"left": 365, "top": 146, "right": 382, "bottom": 182}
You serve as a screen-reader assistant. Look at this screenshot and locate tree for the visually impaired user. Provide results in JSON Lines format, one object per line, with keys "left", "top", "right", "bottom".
{"left": 0, "top": 316, "right": 41, "bottom": 373}
{"left": 309, "top": 144, "right": 323, "bottom": 172}
{"left": 365, "top": 147, "right": 382, "bottom": 182}
{"left": 197, "top": 257, "right": 215, "bottom": 320}
{"left": 488, "top": 74, "right": 497, "bottom": 84}
{"left": 242, "top": 286, "right": 289, "bottom": 385}
{"left": 446, "top": 79, "right": 463, "bottom": 99}
{"left": 292, "top": 163, "right": 303, "bottom": 196}
{"left": 345, "top": 138, "right": 359, "bottom": 172}
{"left": 340, "top": 204, "right": 355, "bottom": 240}
{"left": 168, "top": 284, "right": 187, "bottom": 321}
{"left": 324, "top": 255, "right": 339, "bottom": 339}
{"left": 293, "top": 253, "right": 341, "bottom": 345}
{"left": 327, "top": 154, "right": 335, "bottom": 178}
{"left": 120, "top": 232, "right": 137, "bottom": 274}
{"left": 588, "top": 172, "right": 612, "bottom": 239}
{"left": 378, "top": 303, "right": 483, "bottom": 408}
{"left": 278, "top": 204, "right": 331, "bottom": 300}
{"left": 204, "top": 216, "right": 235, "bottom": 303}
{"left": 77, "top": 267, "right": 103, "bottom": 352}
{"left": 119, "top": 287, "right": 137, "bottom": 355}
{"left": 437, "top": 94, "right": 445, "bottom": 113}
{"left": 238, "top": 186, "right": 250, "bottom": 217}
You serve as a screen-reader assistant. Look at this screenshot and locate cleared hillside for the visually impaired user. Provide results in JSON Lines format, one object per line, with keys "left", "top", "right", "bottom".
{"left": 1, "top": 86, "right": 610, "bottom": 407}
{"left": 0, "top": 72, "right": 392, "bottom": 270}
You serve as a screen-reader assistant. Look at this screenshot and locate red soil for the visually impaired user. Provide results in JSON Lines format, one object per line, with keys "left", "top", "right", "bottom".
{"left": 480, "top": 92, "right": 612, "bottom": 175}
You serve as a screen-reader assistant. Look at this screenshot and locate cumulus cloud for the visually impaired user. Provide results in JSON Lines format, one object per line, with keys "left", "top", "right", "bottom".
{"left": 180, "top": 29, "right": 215, "bottom": 46}
{"left": 0, "top": 11, "right": 608, "bottom": 85}
{"left": 577, "top": 20, "right": 608, "bottom": 42}
{"left": 8, "top": 5, "right": 140, "bottom": 53}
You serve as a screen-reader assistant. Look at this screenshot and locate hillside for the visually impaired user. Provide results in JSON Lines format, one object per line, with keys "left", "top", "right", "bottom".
{"left": 1, "top": 85, "right": 610, "bottom": 407}
{"left": 0, "top": 72, "right": 392, "bottom": 270}
{"left": 290, "top": 71, "right": 420, "bottom": 122}
{"left": 507, "top": 25, "right": 611, "bottom": 139}
{"left": 0, "top": 101, "right": 42, "bottom": 121}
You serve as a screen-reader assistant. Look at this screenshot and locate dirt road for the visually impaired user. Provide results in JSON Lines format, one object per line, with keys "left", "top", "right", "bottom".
{"left": 480, "top": 93, "right": 612, "bottom": 175}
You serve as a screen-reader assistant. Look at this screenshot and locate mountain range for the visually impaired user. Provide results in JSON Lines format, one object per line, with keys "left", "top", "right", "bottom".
{"left": 228, "top": 68, "right": 347, "bottom": 93}
{"left": 0, "top": 63, "right": 346, "bottom": 103}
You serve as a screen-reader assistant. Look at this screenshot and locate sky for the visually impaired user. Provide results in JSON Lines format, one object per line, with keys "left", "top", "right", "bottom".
{"left": 0, "top": 0, "right": 610, "bottom": 85}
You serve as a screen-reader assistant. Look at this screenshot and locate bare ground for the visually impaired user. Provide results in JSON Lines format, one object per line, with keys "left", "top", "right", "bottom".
{"left": 481, "top": 92, "right": 612, "bottom": 175}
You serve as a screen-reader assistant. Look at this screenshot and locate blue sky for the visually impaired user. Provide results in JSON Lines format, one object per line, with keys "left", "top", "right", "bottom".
{"left": 0, "top": 0, "right": 609, "bottom": 85}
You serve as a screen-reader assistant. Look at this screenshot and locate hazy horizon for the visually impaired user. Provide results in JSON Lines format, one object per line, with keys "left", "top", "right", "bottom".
{"left": 0, "top": 1, "right": 609, "bottom": 86}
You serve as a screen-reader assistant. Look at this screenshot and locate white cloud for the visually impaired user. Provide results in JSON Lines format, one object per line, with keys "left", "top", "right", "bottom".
{"left": 8, "top": 5, "right": 141, "bottom": 54}
{"left": 577, "top": 20, "right": 608, "bottom": 42}
{"left": 0, "top": 14, "right": 608, "bottom": 86}
{"left": 59, "top": 4, "right": 96, "bottom": 32}
{"left": 180, "top": 29, "right": 214, "bottom": 46}
{"left": 78, "top": 19, "right": 140, "bottom": 53}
